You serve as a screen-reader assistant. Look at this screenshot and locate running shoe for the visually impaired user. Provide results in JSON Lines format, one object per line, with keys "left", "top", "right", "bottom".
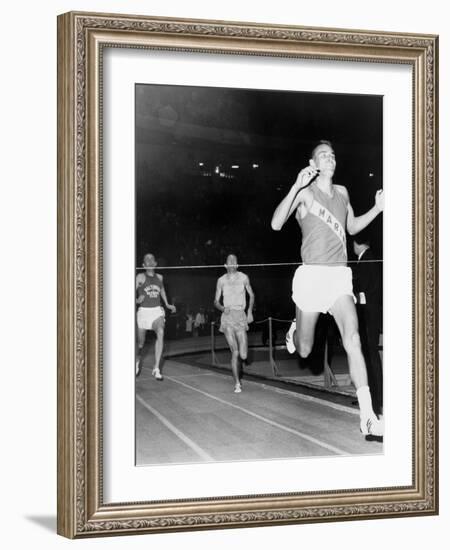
{"left": 285, "top": 321, "right": 296, "bottom": 354}
{"left": 136, "top": 358, "right": 141, "bottom": 377}
{"left": 234, "top": 383, "right": 242, "bottom": 393}
{"left": 360, "top": 415, "right": 384, "bottom": 437}
{"left": 152, "top": 368, "right": 163, "bottom": 381}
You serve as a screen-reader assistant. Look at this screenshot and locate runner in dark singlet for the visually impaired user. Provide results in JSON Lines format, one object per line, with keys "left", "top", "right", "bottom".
{"left": 271, "top": 140, "right": 384, "bottom": 438}
{"left": 136, "top": 253, "right": 176, "bottom": 379}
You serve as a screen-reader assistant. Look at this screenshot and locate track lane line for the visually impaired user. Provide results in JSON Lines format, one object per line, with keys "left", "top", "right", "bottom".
{"left": 165, "top": 360, "right": 359, "bottom": 416}
{"left": 164, "top": 376, "right": 348, "bottom": 455}
{"left": 136, "top": 395, "right": 214, "bottom": 461}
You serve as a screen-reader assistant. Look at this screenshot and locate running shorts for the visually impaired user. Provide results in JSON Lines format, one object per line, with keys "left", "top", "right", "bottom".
{"left": 220, "top": 309, "right": 248, "bottom": 333}
{"left": 292, "top": 265, "right": 354, "bottom": 313}
{"left": 137, "top": 306, "right": 165, "bottom": 330}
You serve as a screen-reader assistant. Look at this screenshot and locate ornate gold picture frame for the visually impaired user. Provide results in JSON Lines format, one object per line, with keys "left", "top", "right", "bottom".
{"left": 57, "top": 11, "right": 438, "bottom": 538}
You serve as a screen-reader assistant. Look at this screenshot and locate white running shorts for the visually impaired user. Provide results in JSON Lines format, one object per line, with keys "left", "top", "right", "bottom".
{"left": 137, "top": 306, "right": 165, "bottom": 330}
{"left": 292, "top": 265, "right": 354, "bottom": 313}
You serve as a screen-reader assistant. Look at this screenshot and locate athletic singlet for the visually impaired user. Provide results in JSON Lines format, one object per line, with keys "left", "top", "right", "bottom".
{"left": 219, "top": 272, "right": 247, "bottom": 310}
{"left": 138, "top": 273, "right": 162, "bottom": 308}
{"left": 298, "top": 183, "right": 348, "bottom": 265}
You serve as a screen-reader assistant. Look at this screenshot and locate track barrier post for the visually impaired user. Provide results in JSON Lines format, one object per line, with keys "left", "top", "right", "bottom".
{"left": 211, "top": 321, "right": 218, "bottom": 367}
{"left": 268, "top": 317, "right": 280, "bottom": 377}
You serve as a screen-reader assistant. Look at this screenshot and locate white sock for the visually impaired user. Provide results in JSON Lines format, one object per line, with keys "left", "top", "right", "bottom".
{"left": 356, "top": 385, "right": 375, "bottom": 419}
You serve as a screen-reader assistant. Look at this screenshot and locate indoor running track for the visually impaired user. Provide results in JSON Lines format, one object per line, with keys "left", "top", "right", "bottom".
{"left": 135, "top": 359, "right": 382, "bottom": 466}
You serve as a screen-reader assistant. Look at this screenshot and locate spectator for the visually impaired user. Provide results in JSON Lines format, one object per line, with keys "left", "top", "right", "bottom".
{"left": 194, "top": 307, "right": 206, "bottom": 337}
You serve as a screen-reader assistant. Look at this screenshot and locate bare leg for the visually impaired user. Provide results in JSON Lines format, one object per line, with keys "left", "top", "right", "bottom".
{"left": 330, "top": 295, "right": 382, "bottom": 436}
{"left": 294, "top": 307, "right": 320, "bottom": 358}
{"left": 235, "top": 330, "right": 248, "bottom": 361}
{"left": 137, "top": 328, "right": 146, "bottom": 354}
{"left": 329, "top": 295, "right": 367, "bottom": 389}
{"left": 136, "top": 328, "right": 146, "bottom": 375}
{"left": 151, "top": 317, "right": 165, "bottom": 379}
{"left": 223, "top": 328, "right": 240, "bottom": 387}
{"left": 236, "top": 330, "right": 248, "bottom": 377}
{"left": 154, "top": 327, "right": 164, "bottom": 371}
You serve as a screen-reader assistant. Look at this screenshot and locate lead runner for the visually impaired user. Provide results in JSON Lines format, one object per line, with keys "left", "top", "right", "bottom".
{"left": 271, "top": 140, "right": 384, "bottom": 437}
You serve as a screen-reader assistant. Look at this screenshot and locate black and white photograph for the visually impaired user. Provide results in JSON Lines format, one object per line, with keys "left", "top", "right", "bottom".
{"left": 134, "top": 83, "right": 385, "bottom": 466}
{"left": 52, "top": 6, "right": 438, "bottom": 542}
{"left": 1, "top": 0, "right": 445, "bottom": 544}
